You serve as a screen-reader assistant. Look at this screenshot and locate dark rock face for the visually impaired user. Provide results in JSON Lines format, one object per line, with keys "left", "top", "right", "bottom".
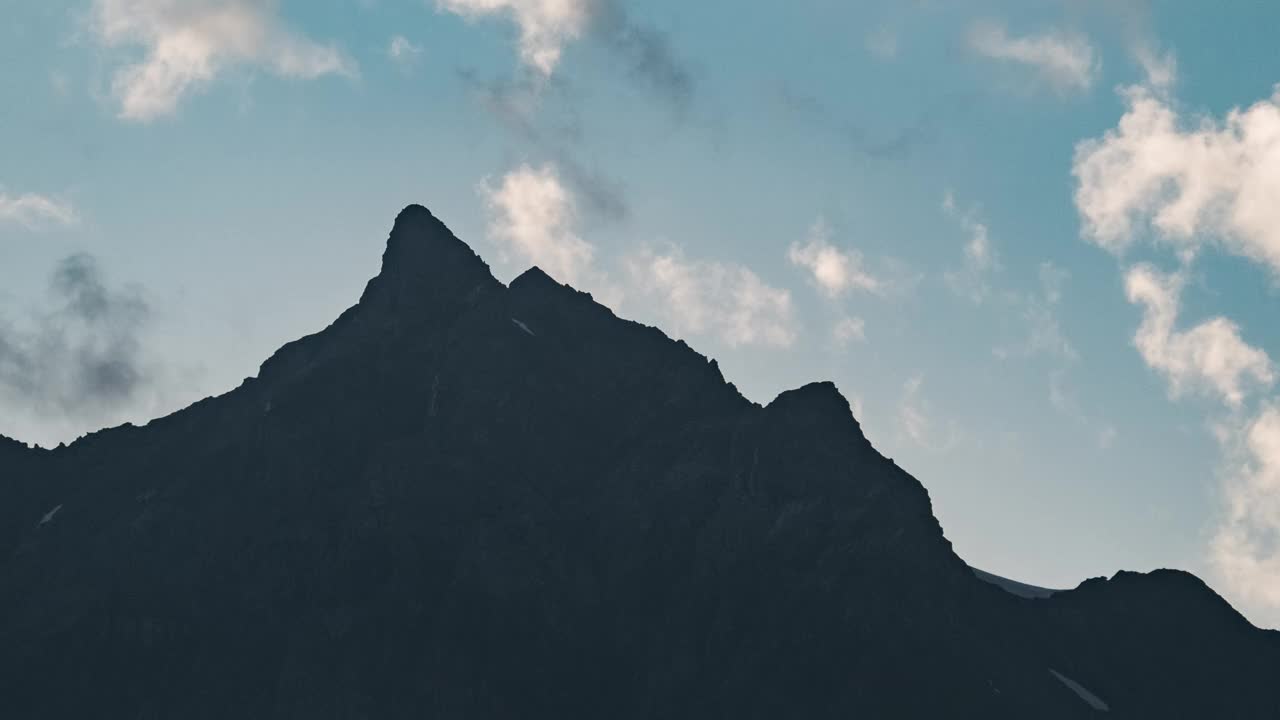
{"left": 1, "top": 205, "right": 1277, "bottom": 718}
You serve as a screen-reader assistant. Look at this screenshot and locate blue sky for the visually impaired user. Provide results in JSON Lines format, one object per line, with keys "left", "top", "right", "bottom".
{"left": 4, "top": 0, "right": 1280, "bottom": 627}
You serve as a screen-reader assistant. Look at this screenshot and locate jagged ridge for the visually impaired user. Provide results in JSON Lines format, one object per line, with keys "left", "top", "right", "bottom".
{"left": 0, "top": 206, "right": 1276, "bottom": 719}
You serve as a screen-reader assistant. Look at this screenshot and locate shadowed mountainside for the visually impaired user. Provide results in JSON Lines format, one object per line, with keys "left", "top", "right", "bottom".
{"left": 1, "top": 206, "right": 1277, "bottom": 718}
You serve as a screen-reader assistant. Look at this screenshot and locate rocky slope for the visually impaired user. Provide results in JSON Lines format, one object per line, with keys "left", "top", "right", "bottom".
{"left": 1, "top": 206, "right": 1277, "bottom": 718}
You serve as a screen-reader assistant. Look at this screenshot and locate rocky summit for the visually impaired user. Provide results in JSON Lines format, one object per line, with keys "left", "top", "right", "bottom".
{"left": 1, "top": 206, "right": 1277, "bottom": 718}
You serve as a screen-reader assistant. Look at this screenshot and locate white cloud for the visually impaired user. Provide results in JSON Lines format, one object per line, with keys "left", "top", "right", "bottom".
{"left": 1125, "top": 264, "right": 1273, "bottom": 408}
{"left": 436, "top": 0, "right": 591, "bottom": 76}
{"left": 627, "top": 247, "right": 797, "bottom": 348}
{"left": 1213, "top": 406, "right": 1280, "bottom": 613}
{"left": 91, "top": 0, "right": 355, "bottom": 121}
{"left": 967, "top": 20, "right": 1098, "bottom": 94}
{"left": 388, "top": 35, "right": 423, "bottom": 67}
{"left": 787, "top": 218, "right": 881, "bottom": 298}
{"left": 1074, "top": 84, "right": 1280, "bottom": 276}
{"left": 480, "top": 163, "right": 596, "bottom": 286}
{"left": 833, "top": 315, "right": 866, "bottom": 347}
{"left": 0, "top": 192, "right": 78, "bottom": 229}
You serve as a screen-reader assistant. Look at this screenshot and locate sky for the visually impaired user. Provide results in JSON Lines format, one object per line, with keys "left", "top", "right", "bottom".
{"left": 3, "top": 0, "right": 1280, "bottom": 627}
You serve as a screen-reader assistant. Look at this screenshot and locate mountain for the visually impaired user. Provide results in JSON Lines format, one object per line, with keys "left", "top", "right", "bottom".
{"left": 1, "top": 205, "right": 1277, "bottom": 718}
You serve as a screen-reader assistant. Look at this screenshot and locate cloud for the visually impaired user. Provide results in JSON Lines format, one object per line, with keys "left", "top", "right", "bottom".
{"left": 898, "top": 375, "right": 957, "bottom": 452}
{"left": 459, "top": 70, "right": 628, "bottom": 221}
{"left": 91, "top": 0, "right": 356, "bottom": 121}
{"left": 437, "top": 0, "right": 591, "bottom": 77}
{"left": 626, "top": 247, "right": 797, "bottom": 348}
{"left": 0, "top": 191, "right": 78, "bottom": 229}
{"left": 0, "top": 254, "right": 152, "bottom": 441}
{"left": 1074, "top": 84, "right": 1280, "bottom": 277}
{"left": 388, "top": 35, "right": 423, "bottom": 68}
{"left": 439, "top": 0, "right": 692, "bottom": 109}
{"left": 480, "top": 163, "right": 597, "bottom": 285}
{"left": 588, "top": 1, "right": 693, "bottom": 111}
{"left": 778, "top": 86, "right": 982, "bottom": 161}
{"left": 832, "top": 315, "right": 866, "bottom": 347}
{"left": 1213, "top": 407, "right": 1280, "bottom": 612}
{"left": 943, "top": 191, "right": 999, "bottom": 303}
{"left": 788, "top": 218, "right": 882, "bottom": 298}
{"left": 1124, "top": 264, "right": 1273, "bottom": 408}
{"left": 967, "top": 20, "right": 1098, "bottom": 95}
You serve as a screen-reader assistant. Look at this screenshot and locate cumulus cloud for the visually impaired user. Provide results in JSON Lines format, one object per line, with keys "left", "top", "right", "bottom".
{"left": 0, "top": 254, "right": 153, "bottom": 444}
{"left": 967, "top": 20, "right": 1098, "bottom": 95}
{"left": 480, "top": 163, "right": 596, "bottom": 285}
{"left": 1125, "top": 264, "right": 1273, "bottom": 408}
{"left": 0, "top": 191, "right": 78, "bottom": 229}
{"left": 788, "top": 218, "right": 881, "bottom": 298}
{"left": 1074, "top": 84, "right": 1280, "bottom": 276}
{"left": 1213, "top": 407, "right": 1280, "bottom": 611}
{"left": 627, "top": 247, "right": 796, "bottom": 348}
{"left": 91, "top": 0, "right": 356, "bottom": 121}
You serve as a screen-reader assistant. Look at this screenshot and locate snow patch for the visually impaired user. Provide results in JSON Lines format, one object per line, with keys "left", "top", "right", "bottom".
{"left": 511, "top": 318, "right": 536, "bottom": 337}
{"left": 1049, "top": 668, "right": 1109, "bottom": 712}
{"left": 39, "top": 504, "right": 63, "bottom": 527}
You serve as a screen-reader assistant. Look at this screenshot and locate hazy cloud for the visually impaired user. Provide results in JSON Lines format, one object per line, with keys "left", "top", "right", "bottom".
{"left": 91, "top": 0, "right": 356, "bottom": 121}
{"left": 0, "top": 191, "right": 78, "bottom": 229}
{"left": 832, "top": 315, "right": 866, "bottom": 347}
{"left": 0, "top": 254, "right": 152, "bottom": 436}
{"left": 967, "top": 20, "right": 1098, "bottom": 95}
{"left": 779, "top": 86, "right": 980, "bottom": 160}
{"left": 589, "top": 1, "right": 693, "bottom": 112}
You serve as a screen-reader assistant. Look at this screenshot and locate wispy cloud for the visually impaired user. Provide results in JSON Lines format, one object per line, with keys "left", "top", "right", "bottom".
{"left": 967, "top": 20, "right": 1098, "bottom": 95}
{"left": 91, "top": 0, "right": 356, "bottom": 121}
{"left": 942, "top": 191, "right": 999, "bottom": 303}
{"left": 0, "top": 191, "right": 78, "bottom": 229}
{"left": 898, "top": 375, "right": 957, "bottom": 452}
{"left": 388, "top": 35, "right": 423, "bottom": 69}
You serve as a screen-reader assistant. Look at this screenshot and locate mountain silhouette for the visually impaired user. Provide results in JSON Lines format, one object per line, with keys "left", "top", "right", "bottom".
{"left": 1, "top": 205, "right": 1277, "bottom": 718}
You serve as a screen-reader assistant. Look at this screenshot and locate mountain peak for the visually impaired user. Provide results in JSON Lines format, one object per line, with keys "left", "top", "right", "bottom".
{"left": 357, "top": 204, "right": 501, "bottom": 318}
